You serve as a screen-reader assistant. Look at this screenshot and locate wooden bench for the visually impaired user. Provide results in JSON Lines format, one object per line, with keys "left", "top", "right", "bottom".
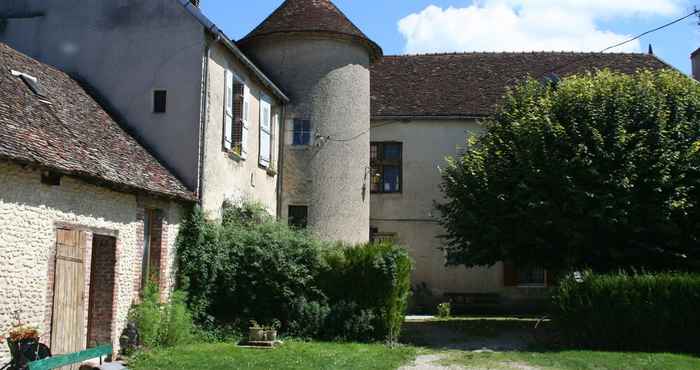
{"left": 28, "top": 345, "right": 113, "bottom": 370}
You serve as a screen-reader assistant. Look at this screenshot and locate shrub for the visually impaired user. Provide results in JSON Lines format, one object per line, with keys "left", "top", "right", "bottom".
{"left": 322, "top": 242, "right": 413, "bottom": 342}
{"left": 436, "top": 303, "right": 451, "bottom": 319}
{"left": 176, "top": 203, "right": 413, "bottom": 343}
{"left": 553, "top": 271, "right": 700, "bottom": 353}
{"left": 128, "top": 281, "right": 194, "bottom": 349}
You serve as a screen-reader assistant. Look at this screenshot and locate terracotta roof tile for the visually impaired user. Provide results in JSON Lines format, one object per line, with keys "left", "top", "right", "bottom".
{"left": 239, "top": 0, "right": 382, "bottom": 61}
{"left": 371, "top": 52, "right": 672, "bottom": 118}
{"left": 0, "top": 43, "right": 195, "bottom": 201}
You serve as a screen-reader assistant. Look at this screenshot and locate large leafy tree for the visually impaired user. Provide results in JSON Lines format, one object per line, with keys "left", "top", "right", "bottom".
{"left": 438, "top": 70, "right": 700, "bottom": 273}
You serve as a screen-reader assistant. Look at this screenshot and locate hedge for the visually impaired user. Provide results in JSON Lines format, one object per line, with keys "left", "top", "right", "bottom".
{"left": 553, "top": 271, "right": 700, "bottom": 353}
{"left": 176, "top": 204, "right": 413, "bottom": 342}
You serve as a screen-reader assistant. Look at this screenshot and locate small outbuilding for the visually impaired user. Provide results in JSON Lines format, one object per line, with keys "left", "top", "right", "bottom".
{"left": 0, "top": 42, "right": 195, "bottom": 362}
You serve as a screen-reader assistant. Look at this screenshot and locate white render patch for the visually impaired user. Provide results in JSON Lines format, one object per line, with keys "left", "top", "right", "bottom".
{"left": 0, "top": 161, "right": 183, "bottom": 363}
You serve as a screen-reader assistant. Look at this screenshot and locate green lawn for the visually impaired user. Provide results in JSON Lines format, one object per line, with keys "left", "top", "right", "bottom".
{"left": 128, "top": 341, "right": 416, "bottom": 370}
{"left": 443, "top": 350, "right": 700, "bottom": 370}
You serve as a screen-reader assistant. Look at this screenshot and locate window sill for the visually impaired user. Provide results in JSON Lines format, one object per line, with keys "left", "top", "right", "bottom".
{"left": 226, "top": 151, "right": 245, "bottom": 162}
{"left": 516, "top": 284, "right": 547, "bottom": 289}
{"left": 288, "top": 145, "right": 311, "bottom": 151}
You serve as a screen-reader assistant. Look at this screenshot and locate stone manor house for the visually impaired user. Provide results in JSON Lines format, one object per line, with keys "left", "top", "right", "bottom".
{"left": 0, "top": 0, "right": 676, "bottom": 360}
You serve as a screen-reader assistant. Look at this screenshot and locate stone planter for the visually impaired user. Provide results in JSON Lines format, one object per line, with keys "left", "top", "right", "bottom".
{"left": 264, "top": 329, "right": 277, "bottom": 342}
{"left": 248, "top": 327, "right": 266, "bottom": 342}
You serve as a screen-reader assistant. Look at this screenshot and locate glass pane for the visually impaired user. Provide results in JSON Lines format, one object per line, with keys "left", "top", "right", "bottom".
{"left": 383, "top": 166, "right": 400, "bottom": 192}
{"left": 370, "top": 144, "right": 378, "bottom": 161}
{"left": 371, "top": 170, "right": 381, "bottom": 193}
{"left": 384, "top": 143, "right": 401, "bottom": 160}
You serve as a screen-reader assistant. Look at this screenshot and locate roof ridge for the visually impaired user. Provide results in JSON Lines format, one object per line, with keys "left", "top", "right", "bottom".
{"left": 384, "top": 51, "right": 654, "bottom": 58}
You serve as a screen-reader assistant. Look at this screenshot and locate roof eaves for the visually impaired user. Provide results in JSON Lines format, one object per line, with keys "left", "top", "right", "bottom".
{"left": 177, "top": 0, "right": 290, "bottom": 103}
{"left": 0, "top": 156, "right": 197, "bottom": 202}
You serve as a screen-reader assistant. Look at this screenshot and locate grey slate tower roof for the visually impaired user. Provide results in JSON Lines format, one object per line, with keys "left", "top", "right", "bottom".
{"left": 238, "top": 0, "right": 382, "bottom": 62}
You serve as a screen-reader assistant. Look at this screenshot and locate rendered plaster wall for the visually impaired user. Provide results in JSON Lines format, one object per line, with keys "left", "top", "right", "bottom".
{"left": 0, "top": 0, "right": 205, "bottom": 189}
{"left": 0, "top": 162, "right": 184, "bottom": 362}
{"left": 243, "top": 35, "right": 371, "bottom": 243}
{"left": 370, "top": 119, "right": 509, "bottom": 294}
{"left": 200, "top": 42, "right": 281, "bottom": 218}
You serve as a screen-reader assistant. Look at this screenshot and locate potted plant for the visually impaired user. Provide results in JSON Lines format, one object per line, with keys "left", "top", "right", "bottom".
{"left": 264, "top": 320, "right": 281, "bottom": 342}
{"left": 248, "top": 321, "right": 266, "bottom": 342}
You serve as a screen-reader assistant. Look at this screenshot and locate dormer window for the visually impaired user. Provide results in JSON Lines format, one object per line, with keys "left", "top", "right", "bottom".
{"left": 11, "top": 70, "right": 46, "bottom": 97}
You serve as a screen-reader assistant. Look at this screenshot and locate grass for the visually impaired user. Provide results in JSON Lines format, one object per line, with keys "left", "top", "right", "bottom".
{"left": 128, "top": 340, "right": 417, "bottom": 370}
{"left": 443, "top": 350, "right": 700, "bottom": 370}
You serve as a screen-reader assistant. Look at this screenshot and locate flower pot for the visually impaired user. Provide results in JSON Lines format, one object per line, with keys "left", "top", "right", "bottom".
{"left": 248, "top": 327, "right": 266, "bottom": 342}
{"left": 264, "top": 330, "right": 277, "bottom": 342}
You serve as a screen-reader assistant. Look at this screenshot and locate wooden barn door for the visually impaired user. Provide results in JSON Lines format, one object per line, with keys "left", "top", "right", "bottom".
{"left": 51, "top": 229, "right": 86, "bottom": 370}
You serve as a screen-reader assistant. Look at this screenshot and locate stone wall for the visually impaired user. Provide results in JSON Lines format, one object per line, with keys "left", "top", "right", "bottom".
{"left": 0, "top": 162, "right": 185, "bottom": 362}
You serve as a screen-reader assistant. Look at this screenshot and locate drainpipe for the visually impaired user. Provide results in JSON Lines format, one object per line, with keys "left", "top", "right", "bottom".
{"left": 276, "top": 104, "right": 287, "bottom": 219}
{"left": 197, "top": 34, "right": 219, "bottom": 204}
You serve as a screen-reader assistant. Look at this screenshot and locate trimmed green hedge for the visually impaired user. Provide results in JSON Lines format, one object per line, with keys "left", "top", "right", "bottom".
{"left": 553, "top": 272, "right": 700, "bottom": 353}
{"left": 322, "top": 242, "right": 412, "bottom": 342}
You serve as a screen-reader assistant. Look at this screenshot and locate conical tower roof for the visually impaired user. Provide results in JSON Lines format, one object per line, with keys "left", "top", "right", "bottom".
{"left": 238, "top": 0, "right": 382, "bottom": 62}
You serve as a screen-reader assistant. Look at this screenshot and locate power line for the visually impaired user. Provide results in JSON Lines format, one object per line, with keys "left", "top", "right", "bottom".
{"left": 599, "top": 8, "right": 699, "bottom": 53}
{"left": 550, "top": 7, "right": 699, "bottom": 75}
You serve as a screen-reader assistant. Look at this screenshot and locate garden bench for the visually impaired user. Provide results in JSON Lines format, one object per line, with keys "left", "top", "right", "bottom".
{"left": 27, "top": 345, "right": 112, "bottom": 370}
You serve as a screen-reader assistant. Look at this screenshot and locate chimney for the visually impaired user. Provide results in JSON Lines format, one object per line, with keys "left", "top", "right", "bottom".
{"left": 693, "top": 48, "right": 700, "bottom": 81}
{"left": 190, "top": 0, "right": 200, "bottom": 7}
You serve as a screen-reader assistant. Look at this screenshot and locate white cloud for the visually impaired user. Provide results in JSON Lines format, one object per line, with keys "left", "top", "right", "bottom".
{"left": 398, "top": 0, "right": 688, "bottom": 54}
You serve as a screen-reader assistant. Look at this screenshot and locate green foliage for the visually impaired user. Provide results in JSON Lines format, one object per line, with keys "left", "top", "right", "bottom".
{"left": 176, "top": 203, "right": 413, "bottom": 342}
{"left": 439, "top": 70, "right": 700, "bottom": 272}
{"left": 321, "top": 242, "right": 413, "bottom": 342}
{"left": 436, "top": 303, "right": 451, "bottom": 318}
{"left": 128, "top": 282, "right": 194, "bottom": 349}
{"left": 553, "top": 271, "right": 700, "bottom": 353}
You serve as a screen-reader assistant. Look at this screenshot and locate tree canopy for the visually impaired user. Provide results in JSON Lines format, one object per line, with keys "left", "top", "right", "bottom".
{"left": 438, "top": 70, "right": 700, "bottom": 272}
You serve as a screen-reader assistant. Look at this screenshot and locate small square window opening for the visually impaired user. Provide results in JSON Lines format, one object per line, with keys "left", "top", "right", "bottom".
{"left": 292, "top": 119, "right": 312, "bottom": 146}
{"left": 153, "top": 90, "right": 167, "bottom": 113}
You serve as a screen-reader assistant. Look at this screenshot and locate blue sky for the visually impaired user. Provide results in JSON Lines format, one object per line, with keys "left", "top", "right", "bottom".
{"left": 201, "top": 0, "right": 699, "bottom": 74}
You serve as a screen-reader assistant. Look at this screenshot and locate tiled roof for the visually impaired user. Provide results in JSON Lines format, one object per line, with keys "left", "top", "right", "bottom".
{"left": 0, "top": 43, "right": 195, "bottom": 201}
{"left": 371, "top": 52, "right": 672, "bottom": 118}
{"left": 238, "top": 0, "right": 382, "bottom": 61}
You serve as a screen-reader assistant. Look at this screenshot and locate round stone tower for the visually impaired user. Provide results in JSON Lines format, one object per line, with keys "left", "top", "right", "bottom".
{"left": 238, "top": 0, "right": 382, "bottom": 243}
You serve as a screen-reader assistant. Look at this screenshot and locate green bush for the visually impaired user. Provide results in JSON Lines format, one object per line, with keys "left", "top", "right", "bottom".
{"left": 553, "top": 271, "right": 700, "bottom": 353}
{"left": 437, "top": 302, "right": 451, "bottom": 318}
{"left": 128, "top": 282, "right": 194, "bottom": 349}
{"left": 321, "top": 242, "right": 413, "bottom": 342}
{"left": 176, "top": 204, "right": 413, "bottom": 343}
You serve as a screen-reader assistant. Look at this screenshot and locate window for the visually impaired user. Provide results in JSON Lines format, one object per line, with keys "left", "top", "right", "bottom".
{"left": 370, "top": 228, "right": 398, "bottom": 243}
{"left": 292, "top": 119, "right": 311, "bottom": 146}
{"left": 153, "top": 90, "right": 167, "bottom": 113}
{"left": 11, "top": 70, "right": 46, "bottom": 97}
{"left": 259, "top": 95, "right": 273, "bottom": 167}
{"left": 517, "top": 267, "right": 547, "bottom": 287}
{"left": 288, "top": 206, "right": 308, "bottom": 229}
{"left": 370, "top": 142, "right": 402, "bottom": 193}
{"left": 142, "top": 209, "right": 163, "bottom": 290}
{"left": 223, "top": 70, "right": 250, "bottom": 158}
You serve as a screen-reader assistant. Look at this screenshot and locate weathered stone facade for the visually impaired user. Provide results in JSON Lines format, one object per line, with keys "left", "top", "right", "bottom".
{"left": 0, "top": 162, "right": 185, "bottom": 362}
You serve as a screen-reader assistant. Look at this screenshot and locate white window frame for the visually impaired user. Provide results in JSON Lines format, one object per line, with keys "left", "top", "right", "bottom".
{"left": 223, "top": 70, "right": 250, "bottom": 160}
{"left": 259, "top": 94, "right": 272, "bottom": 168}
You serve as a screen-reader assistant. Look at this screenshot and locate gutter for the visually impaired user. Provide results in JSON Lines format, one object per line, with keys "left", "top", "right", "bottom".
{"left": 178, "top": 0, "right": 289, "bottom": 104}
{"left": 372, "top": 114, "right": 488, "bottom": 121}
{"left": 275, "top": 104, "right": 287, "bottom": 219}
{"left": 196, "top": 34, "right": 217, "bottom": 204}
